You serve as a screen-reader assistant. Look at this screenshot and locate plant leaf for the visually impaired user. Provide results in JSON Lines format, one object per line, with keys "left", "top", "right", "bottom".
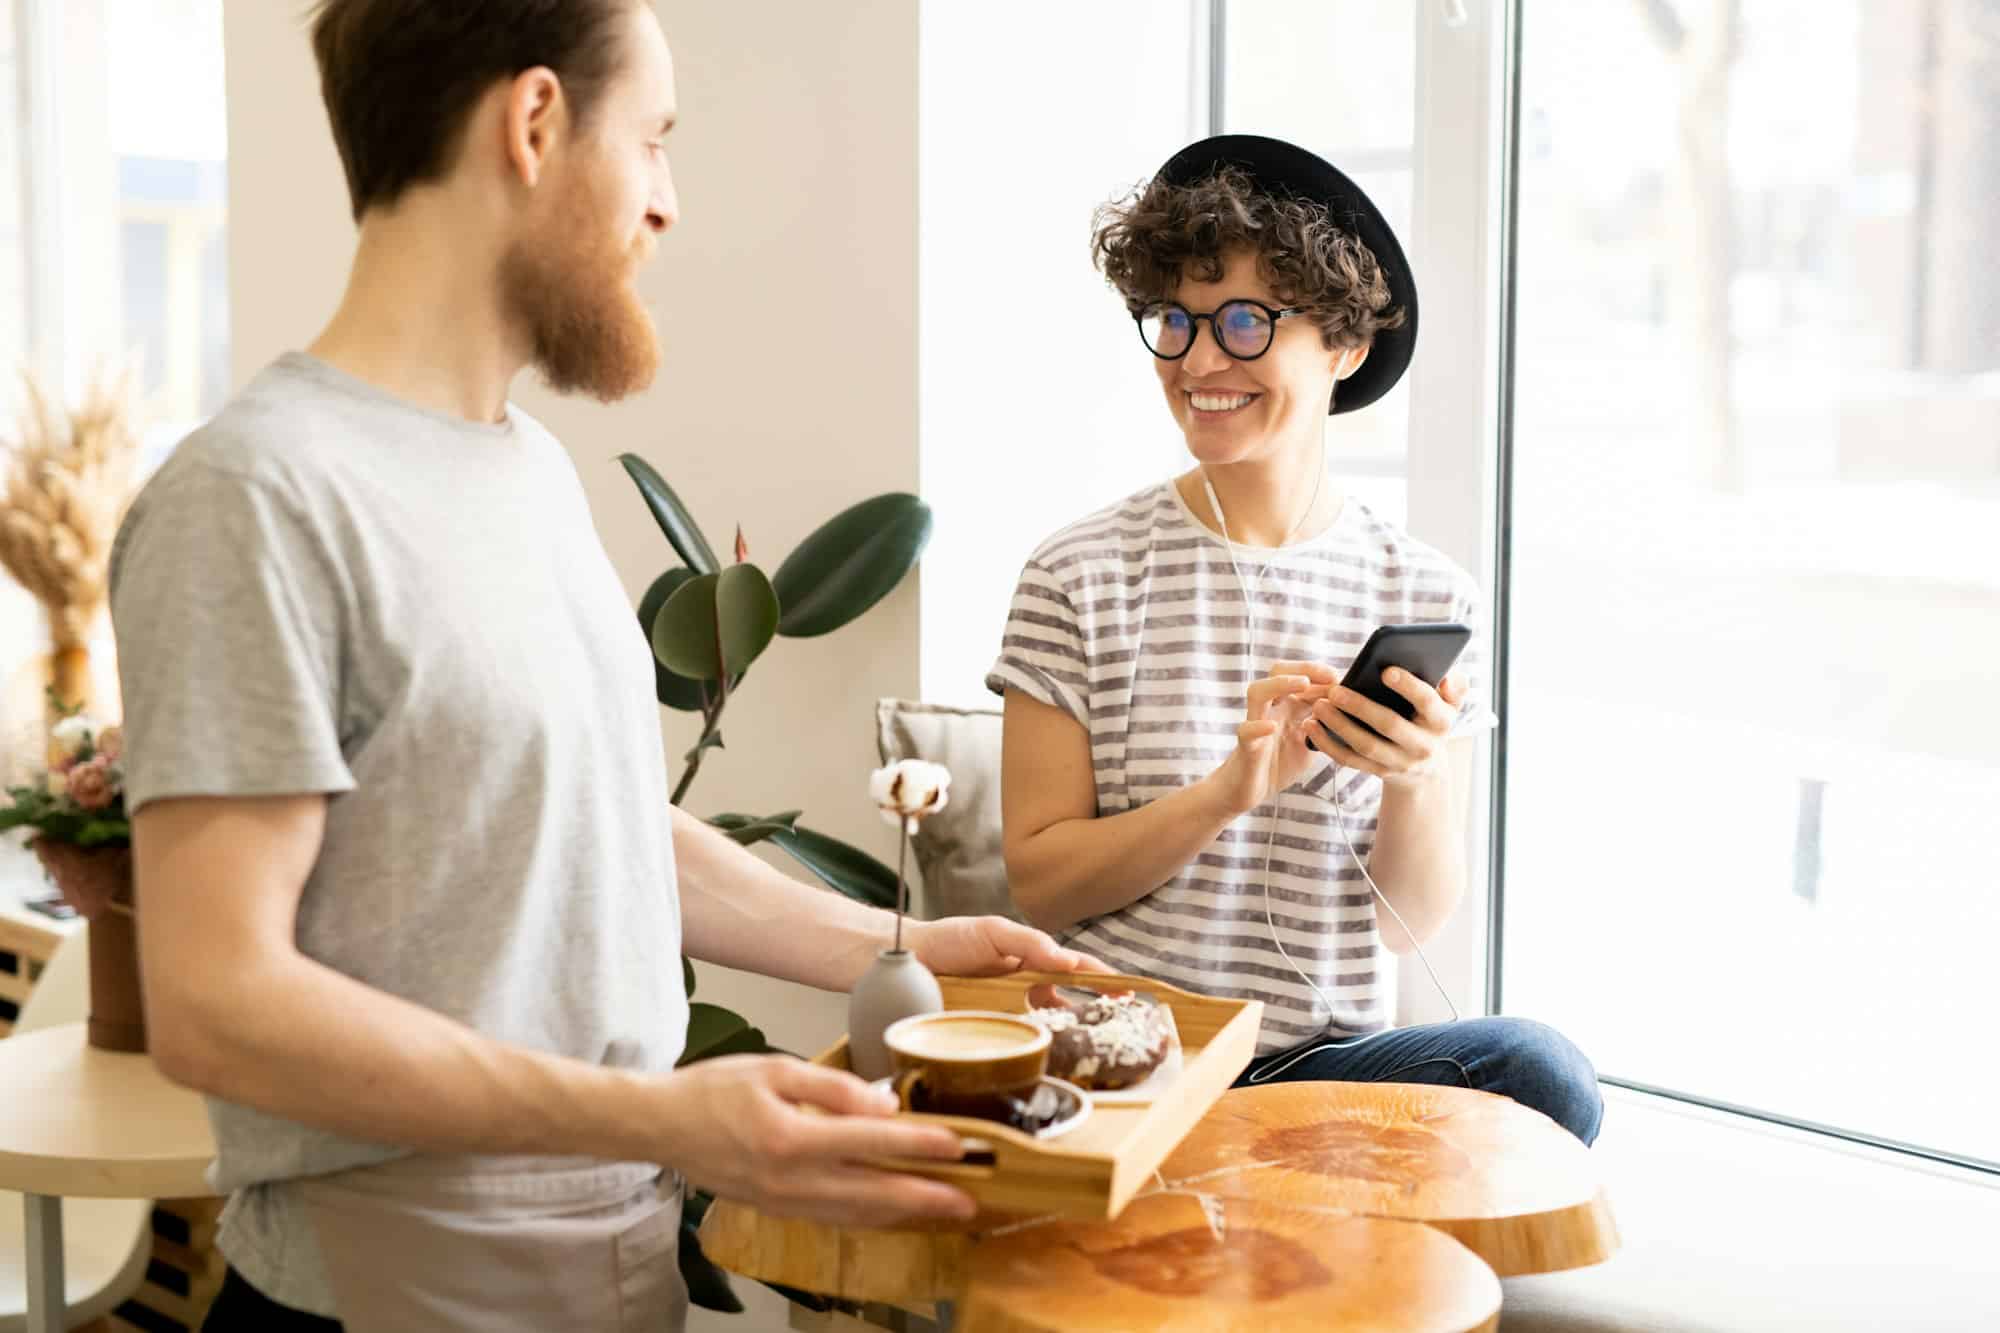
{"left": 773, "top": 493, "right": 934, "bottom": 638}
{"left": 715, "top": 563, "right": 780, "bottom": 678}
{"left": 678, "top": 1217, "right": 744, "bottom": 1313}
{"left": 619, "top": 453, "right": 719, "bottom": 575}
{"left": 638, "top": 569, "right": 709, "bottom": 711}
{"left": 717, "top": 820, "right": 793, "bottom": 848}
{"left": 693, "top": 1024, "right": 769, "bottom": 1062}
{"left": 652, "top": 572, "right": 722, "bottom": 679}
{"left": 766, "top": 824, "right": 900, "bottom": 909}
{"left": 681, "top": 1002, "right": 752, "bottom": 1065}
{"left": 709, "top": 811, "right": 803, "bottom": 846}
{"left": 709, "top": 807, "right": 804, "bottom": 847}
{"left": 653, "top": 565, "right": 780, "bottom": 682}
{"left": 710, "top": 810, "right": 802, "bottom": 831}
{"left": 680, "top": 1004, "right": 772, "bottom": 1067}
{"left": 75, "top": 820, "right": 130, "bottom": 848}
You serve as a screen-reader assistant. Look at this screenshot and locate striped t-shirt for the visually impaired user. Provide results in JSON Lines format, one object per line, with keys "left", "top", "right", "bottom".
{"left": 986, "top": 480, "right": 1496, "bottom": 1054}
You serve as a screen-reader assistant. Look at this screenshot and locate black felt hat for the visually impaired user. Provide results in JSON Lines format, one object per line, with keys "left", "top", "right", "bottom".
{"left": 1157, "top": 134, "right": 1417, "bottom": 416}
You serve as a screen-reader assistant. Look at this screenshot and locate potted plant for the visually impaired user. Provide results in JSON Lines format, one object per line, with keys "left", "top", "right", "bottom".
{"left": 620, "top": 454, "right": 936, "bottom": 1314}
{"left": 0, "top": 694, "right": 144, "bottom": 1052}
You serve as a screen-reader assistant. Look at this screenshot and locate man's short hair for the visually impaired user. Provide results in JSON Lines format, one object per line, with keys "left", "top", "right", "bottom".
{"left": 309, "top": 0, "right": 635, "bottom": 221}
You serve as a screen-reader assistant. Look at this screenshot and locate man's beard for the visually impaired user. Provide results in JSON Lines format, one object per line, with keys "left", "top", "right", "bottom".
{"left": 501, "top": 219, "right": 661, "bottom": 403}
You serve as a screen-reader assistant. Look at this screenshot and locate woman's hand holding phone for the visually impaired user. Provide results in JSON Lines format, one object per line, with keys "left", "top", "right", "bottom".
{"left": 1309, "top": 667, "right": 1466, "bottom": 788}
{"left": 1209, "top": 623, "right": 1472, "bottom": 815}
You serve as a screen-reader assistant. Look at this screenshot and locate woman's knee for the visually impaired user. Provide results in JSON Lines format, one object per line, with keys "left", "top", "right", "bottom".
{"left": 1481, "top": 1018, "right": 1603, "bottom": 1146}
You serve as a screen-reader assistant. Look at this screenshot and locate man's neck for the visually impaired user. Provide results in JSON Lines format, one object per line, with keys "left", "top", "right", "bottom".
{"left": 308, "top": 202, "right": 527, "bottom": 425}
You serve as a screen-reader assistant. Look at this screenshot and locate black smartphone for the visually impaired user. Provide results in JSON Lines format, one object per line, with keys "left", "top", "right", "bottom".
{"left": 1308, "top": 622, "right": 1472, "bottom": 752}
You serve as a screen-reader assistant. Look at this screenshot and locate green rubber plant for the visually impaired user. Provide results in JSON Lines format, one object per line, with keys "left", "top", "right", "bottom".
{"left": 619, "top": 453, "right": 934, "bottom": 1315}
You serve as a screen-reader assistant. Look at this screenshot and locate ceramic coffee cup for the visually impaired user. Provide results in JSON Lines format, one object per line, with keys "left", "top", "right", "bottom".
{"left": 883, "top": 1010, "right": 1051, "bottom": 1122}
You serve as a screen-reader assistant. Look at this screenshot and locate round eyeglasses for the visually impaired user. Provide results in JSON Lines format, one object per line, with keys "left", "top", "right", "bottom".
{"left": 1134, "top": 299, "right": 1308, "bottom": 361}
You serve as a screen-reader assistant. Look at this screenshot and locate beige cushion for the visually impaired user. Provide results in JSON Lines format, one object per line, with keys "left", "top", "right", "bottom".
{"left": 873, "top": 699, "right": 1020, "bottom": 923}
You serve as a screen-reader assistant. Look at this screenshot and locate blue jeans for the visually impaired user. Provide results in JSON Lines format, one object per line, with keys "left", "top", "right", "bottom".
{"left": 1233, "top": 1016, "right": 1604, "bottom": 1145}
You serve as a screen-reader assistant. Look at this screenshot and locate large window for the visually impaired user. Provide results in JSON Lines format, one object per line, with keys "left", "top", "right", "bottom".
{"left": 1500, "top": 0, "right": 2000, "bottom": 1166}
{"left": 0, "top": 3, "right": 26, "bottom": 374}
{"left": 0, "top": 0, "right": 228, "bottom": 774}
{"left": 105, "top": 0, "right": 231, "bottom": 432}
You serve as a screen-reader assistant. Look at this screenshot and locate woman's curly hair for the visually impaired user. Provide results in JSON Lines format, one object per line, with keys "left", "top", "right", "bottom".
{"left": 1091, "top": 164, "right": 1405, "bottom": 351}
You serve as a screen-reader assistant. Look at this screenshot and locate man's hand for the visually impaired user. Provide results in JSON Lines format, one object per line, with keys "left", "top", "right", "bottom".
{"left": 657, "top": 1055, "right": 978, "bottom": 1226}
{"left": 905, "top": 915, "right": 1111, "bottom": 978}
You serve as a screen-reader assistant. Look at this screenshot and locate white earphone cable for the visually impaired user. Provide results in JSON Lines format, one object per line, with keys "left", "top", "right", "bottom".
{"left": 1199, "top": 454, "right": 1460, "bottom": 1086}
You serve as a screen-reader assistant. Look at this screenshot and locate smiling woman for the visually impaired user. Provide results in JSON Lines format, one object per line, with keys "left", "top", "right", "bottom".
{"left": 985, "top": 134, "right": 1602, "bottom": 1148}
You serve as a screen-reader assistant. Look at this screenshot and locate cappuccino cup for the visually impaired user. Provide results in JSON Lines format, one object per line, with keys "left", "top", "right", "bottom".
{"left": 883, "top": 1010, "right": 1051, "bottom": 1123}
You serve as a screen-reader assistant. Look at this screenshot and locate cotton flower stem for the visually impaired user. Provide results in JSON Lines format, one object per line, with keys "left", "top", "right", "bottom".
{"left": 894, "top": 829, "right": 909, "bottom": 953}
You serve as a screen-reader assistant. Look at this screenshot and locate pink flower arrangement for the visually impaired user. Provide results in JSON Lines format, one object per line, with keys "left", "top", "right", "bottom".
{"left": 66, "top": 757, "right": 117, "bottom": 811}
{"left": 1, "top": 701, "right": 132, "bottom": 919}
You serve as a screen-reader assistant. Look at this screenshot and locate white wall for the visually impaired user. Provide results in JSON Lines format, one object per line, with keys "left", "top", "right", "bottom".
{"left": 222, "top": 7, "right": 920, "bottom": 1326}
{"left": 916, "top": 0, "right": 1207, "bottom": 707}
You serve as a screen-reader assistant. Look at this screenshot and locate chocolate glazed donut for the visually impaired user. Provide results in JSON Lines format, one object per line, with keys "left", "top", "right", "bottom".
{"left": 1025, "top": 984, "right": 1175, "bottom": 1091}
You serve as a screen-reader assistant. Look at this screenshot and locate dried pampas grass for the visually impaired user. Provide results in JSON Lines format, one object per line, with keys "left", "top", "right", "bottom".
{"left": 0, "top": 367, "right": 141, "bottom": 649}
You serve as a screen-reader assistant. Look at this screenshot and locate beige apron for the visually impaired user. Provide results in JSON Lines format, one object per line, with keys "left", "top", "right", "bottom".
{"left": 298, "top": 1154, "right": 687, "bottom": 1332}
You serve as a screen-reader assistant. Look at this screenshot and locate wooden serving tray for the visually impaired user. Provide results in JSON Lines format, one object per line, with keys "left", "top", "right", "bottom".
{"left": 819, "top": 970, "right": 1261, "bottom": 1220}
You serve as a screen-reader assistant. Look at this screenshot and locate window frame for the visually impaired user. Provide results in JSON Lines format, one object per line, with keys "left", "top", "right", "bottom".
{"left": 1220, "top": 0, "right": 1997, "bottom": 1176}
{"left": 14, "top": 0, "right": 63, "bottom": 386}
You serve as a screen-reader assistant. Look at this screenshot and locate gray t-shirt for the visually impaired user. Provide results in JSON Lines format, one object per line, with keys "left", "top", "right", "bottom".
{"left": 109, "top": 352, "right": 687, "bottom": 1314}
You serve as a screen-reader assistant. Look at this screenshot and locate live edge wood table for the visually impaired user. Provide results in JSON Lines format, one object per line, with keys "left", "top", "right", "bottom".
{"left": 0, "top": 1022, "right": 218, "bottom": 1333}
{"left": 701, "top": 1080, "right": 1620, "bottom": 1333}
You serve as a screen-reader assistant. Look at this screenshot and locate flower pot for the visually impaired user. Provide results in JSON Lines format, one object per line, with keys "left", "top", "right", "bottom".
{"left": 33, "top": 841, "right": 145, "bottom": 1053}
{"left": 847, "top": 948, "right": 942, "bottom": 1081}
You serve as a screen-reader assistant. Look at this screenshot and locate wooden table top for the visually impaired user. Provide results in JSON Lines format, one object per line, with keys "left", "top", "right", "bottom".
{"left": 0, "top": 1022, "right": 217, "bottom": 1199}
{"left": 700, "top": 1080, "right": 1619, "bottom": 1322}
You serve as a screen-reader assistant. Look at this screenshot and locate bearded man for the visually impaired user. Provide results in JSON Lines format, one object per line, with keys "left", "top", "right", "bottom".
{"left": 108, "top": 4, "right": 1096, "bottom": 1328}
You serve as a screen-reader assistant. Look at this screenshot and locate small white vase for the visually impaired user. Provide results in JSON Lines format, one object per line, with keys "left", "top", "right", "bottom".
{"left": 847, "top": 948, "right": 943, "bottom": 1081}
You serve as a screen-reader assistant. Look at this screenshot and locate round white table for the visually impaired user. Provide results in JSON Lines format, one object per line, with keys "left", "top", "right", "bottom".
{"left": 0, "top": 1022, "right": 216, "bottom": 1333}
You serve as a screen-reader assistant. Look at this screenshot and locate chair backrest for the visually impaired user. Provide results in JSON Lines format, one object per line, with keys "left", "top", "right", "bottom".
{"left": 16, "top": 922, "right": 90, "bottom": 1034}
{"left": 875, "top": 699, "right": 1020, "bottom": 923}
